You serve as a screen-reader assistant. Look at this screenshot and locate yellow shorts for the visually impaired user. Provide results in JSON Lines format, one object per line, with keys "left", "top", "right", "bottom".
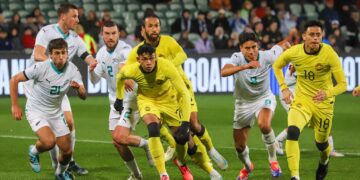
{"left": 137, "top": 92, "right": 182, "bottom": 127}
{"left": 288, "top": 97, "right": 334, "bottom": 143}
{"left": 183, "top": 77, "right": 198, "bottom": 112}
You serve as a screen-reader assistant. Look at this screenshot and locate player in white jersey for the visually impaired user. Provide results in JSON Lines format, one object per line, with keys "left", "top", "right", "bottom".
{"left": 89, "top": 21, "right": 153, "bottom": 180}
{"left": 275, "top": 64, "right": 345, "bottom": 157}
{"left": 10, "top": 38, "right": 86, "bottom": 180}
{"left": 23, "top": 3, "right": 97, "bottom": 175}
{"left": 221, "top": 32, "right": 291, "bottom": 180}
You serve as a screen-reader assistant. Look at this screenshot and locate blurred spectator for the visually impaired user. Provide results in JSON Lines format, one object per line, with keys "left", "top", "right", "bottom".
{"left": 332, "top": 27, "right": 345, "bottom": 51}
{"left": 191, "top": 11, "right": 214, "bottom": 35}
{"left": 214, "top": 9, "right": 231, "bottom": 35}
{"left": 36, "top": 15, "right": 47, "bottom": 30}
{"left": 83, "top": 11, "right": 100, "bottom": 43}
{"left": 0, "top": 14, "right": 9, "bottom": 32}
{"left": 328, "top": 34, "right": 342, "bottom": 53}
{"left": 195, "top": 31, "right": 215, "bottom": 53}
{"left": 21, "top": 27, "right": 35, "bottom": 49}
{"left": 262, "top": 21, "right": 283, "bottom": 49}
{"left": 239, "top": 0, "right": 253, "bottom": 22}
{"left": 8, "top": 12, "right": 24, "bottom": 37}
{"left": 74, "top": 24, "right": 97, "bottom": 55}
{"left": 24, "top": 15, "right": 39, "bottom": 35}
{"left": 98, "top": 10, "right": 112, "bottom": 27}
{"left": 227, "top": 31, "right": 239, "bottom": 49}
{"left": 0, "top": 27, "right": 12, "bottom": 50}
{"left": 345, "top": 8, "right": 360, "bottom": 48}
{"left": 253, "top": 21, "right": 264, "bottom": 41}
{"left": 78, "top": 7, "right": 87, "bottom": 28}
{"left": 213, "top": 26, "right": 228, "bottom": 49}
{"left": 262, "top": 7, "right": 280, "bottom": 31}
{"left": 319, "top": 0, "right": 340, "bottom": 34}
{"left": 278, "top": 10, "right": 296, "bottom": 37}
{"left": 209, "top": 0, "right": 232, "bottom": 11}
{"left": 29, "top": 7, "right": 42, "bottom": 18}
{"left": 229, "top": 10, "right": 248, "bottom": 34}
{"left": 171, "top": 9, "right": 192, "bottom": 34}
{"left": 118, "top": 25, "right": 136, "bottom": 47}
{"left": 285, "top": 27, "right": 301, "bottom": 45}
{"left": 9, "top": 27, "right": 22, "bottom": 50}
{"left": 254, "top": 0, "right": 267, "bottom": 19}
{"left": 177, "top": 31, "right": 195, "bottom": 51}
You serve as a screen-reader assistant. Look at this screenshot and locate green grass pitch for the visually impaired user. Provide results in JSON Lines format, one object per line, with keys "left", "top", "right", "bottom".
{"left": 0, "top": 94, "right": 359, "bottom": 180}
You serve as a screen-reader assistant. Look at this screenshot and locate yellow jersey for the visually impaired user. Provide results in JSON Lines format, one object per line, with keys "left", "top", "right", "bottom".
{"left": 273, "top": 43, "right": 347, "bottom": 103}
{"left": 116, "top": 58, "right": 191, "bottom": 121}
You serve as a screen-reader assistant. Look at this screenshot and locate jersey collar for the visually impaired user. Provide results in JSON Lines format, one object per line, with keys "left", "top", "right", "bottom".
{"left": 50, "top": 60, "right": 68, "bottom": 75}
{"left": 56, "top": 24, "right": 70, "bottom": 39}
{"left": 303, "top": 43, "right": 322, "bottom": 55}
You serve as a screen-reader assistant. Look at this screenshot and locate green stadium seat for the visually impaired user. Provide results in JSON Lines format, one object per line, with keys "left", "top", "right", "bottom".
{"left": 49, "top": 18, "right": 58, "bottom": 24}
{"left": 47, "top": 10, "right": 58, "bottom": 18}
{"left": 68, "top": 0, "right": 82, "bottom": 6}
{"left": 317, "top": 3, "right": 325, "bottom": 12}
{"left": 167, "top": 18, "right": 176, "bottom": 26}
{"left": 182, "top": 0, "right": 194, "bottom": 4}
{"left": 18, "top": 10, "right": 29, "bottom": 17}
{"left": 39, "top": 3, "right": 54, "bottom": 11}
{"left": 155, "top": 4, "right": 168, "bottom": 11}
{"left": 24, "top": 0, "right": 37, "bottom": 4}
{"left": 169, "top": 3, "right": 182, "bottom": 11}
{"left": 24, "top": 4, "right": 37, "bottom": 11}
{"left": 125, "top": 19, "right": 137, "bottom": 34}
{"left": 54, "top": 4, "right": 61, "bottom": 11}
{"left": 83, "top": 3, "right": 97, "bottom": 11}
{"left": 172, "top": 32, "right": 180, "bottom": 40}
{"left": 165, "top": 11, "right": 177, "bottom": 19}
{"left": 98, "top": 3, "right": 112, "bottom": 11}
{"left": 2, "top": 10, "right": 13, "bottom": 20}
{"left": 82, "top": 0, "right": 94, "bottom": 3}
{"left": 53, "top": 0, "right": 67, "bottom": 3}
{"left": 289, "top": 3, "right": 302, "bottom": 17}
{"left": 9, "top": 3, "right": 24, "bottom": 11}
{"left": 141, "top": 4, "right": 154, "bottom": 11}
{"left": 137, "top": 11, "right": 144, "bottom": 19}
{"left": 184, "top": 4, "right": 196, "bottom": 11}
{"left": 122, "top": 11, "right": 135, "bottom": 20}
{"left": 111, "top": 0, "right": 126, "bottom": 3}
{"left": 110, "top": 11, "right": 122, "bottom": 19}
{"left": 97, "top": 0, "right": 110, "bottom": 3}
{"left": 304, "top": 3, "right": 318, "bottom": 20}
{"left": 127, "top": 3, "right": 140, "bottom": 12}
{"left": 112, "top": 17, "right": 124, "bottom": 26}
{"left": 113, "top": 4, "right": 126, "bottom": 12}
{"left": 188, "top": 33, "right": 200, "bottom": 43}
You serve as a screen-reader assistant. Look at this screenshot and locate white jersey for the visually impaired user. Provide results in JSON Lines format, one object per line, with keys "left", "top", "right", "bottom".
{"left": 93, "top": 40, "right": 133, "bottom": 106}
{"left": 29, "top": 23, "right": 88, "bottom": 65}
{"left": 284, "top": 64, "right": 296, "bottom": 89}
{"left": 24, "top": 60, "right": 83, "bottom": 116}
{"left": 229, "top": 45, "right": 283, "bottom": 101}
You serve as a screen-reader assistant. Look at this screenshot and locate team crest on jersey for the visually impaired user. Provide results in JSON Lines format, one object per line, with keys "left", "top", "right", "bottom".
{"left": 145, "top": 106, "right": 151, "bottom": 111}
{"left": 156, "top": 79, "right": 165, "bottom": 85}
{"left": 315, "top": 63, "right": 324, "bottom": 71}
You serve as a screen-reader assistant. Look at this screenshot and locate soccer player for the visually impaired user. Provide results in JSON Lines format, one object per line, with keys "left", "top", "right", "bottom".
{"left": 115, "top": 44, "right": 222, "bottom": 180}
{"left": 126, "top": 13, "right": 228, "bottom": 171}
{"left": 23, "top": 3, "right": 97, "bottom": 175}
{"left": 89, "top": 21, "right": 152, "bottom": 179}
{"left": 273, "top": 20, "right": 347, "bottom": 180}
{"left": 10, "top": 38, "right": 86, "bottom": 180}
{"left": 221, "top": 32, "right": 291, "bottom": 180}
{"left": 276, "top": 64, "right": 345, "bottom": 157}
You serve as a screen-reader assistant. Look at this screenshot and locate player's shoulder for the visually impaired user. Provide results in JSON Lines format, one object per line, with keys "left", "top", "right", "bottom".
{"left": 157, "top": 57, "right": 175, "bottom": 68}
{"left": 320, "top": 43, "right": 335, "bottom": 52}
{"left": 68, "top": 29, "right": 80, "bottom": 38}
{"left": 160, "top": 35, "right": 176, "bottom": 42}
{"left": 39, "top": 24, "right": 56, "bottom": 33}
{"left": 67, "top": 61, "right": 79, "bottom": 71}
{"left": 116, "top": 40, "right": 132, "bottom": 51}
{"left": 230, "top": 52, "right": 244, "bottom": 61}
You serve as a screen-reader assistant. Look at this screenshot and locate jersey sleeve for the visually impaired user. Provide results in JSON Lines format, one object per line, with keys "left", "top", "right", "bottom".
{"left": 119, "top": 44, "right": 132, "bottom": 64}
{"left": 75, "top": 36, "right": 90, "bottom": 60}
{"left": 168, "top": 37, "right": 188, "bottom": 66}
{"left": 228, "top": 53, "right": 242, "bottom": 66}
{"left": 163, "top": 60, "right": 191, "bottom": 121}
{"left": 24, "top": 62, "right": 43, "bottom": 80}
{"left": 273, "top": 48, "right": 291, "bottom": 91}
{"left": 35, "top": 28, "right": 49, "bottom": 48}
{"left": 124, "top": 45, "right": 139, "bottom": 65}
{"left": 262, "top": 45, "right": 283, "bottom": 64}
{"left": 325, "top": 49, "right": 347, "bottom": 97}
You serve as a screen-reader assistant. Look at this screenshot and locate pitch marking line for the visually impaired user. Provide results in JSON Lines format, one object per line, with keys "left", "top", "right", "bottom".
{"left": 1, "top": 134, "right": 359, "bottom": 156}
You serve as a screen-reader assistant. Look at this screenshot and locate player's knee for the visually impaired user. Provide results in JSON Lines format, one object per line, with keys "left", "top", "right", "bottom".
{"left": 147, "top": 122, "right": 160, "bottom": 137}
{"left": 41, "top": 138, "right": 56, "bottom": 150}
{"left": 259, "top": 125, "right": 271, "bottom": 134}
{"left": 316, "top": 141, "right": 329, "bottom": 151}
{"left": 287, "top": 126, "right": 300, "bottom": 141}
{"left": 193, "top": 124, "right": 205, "bottom": 137}
{"left": 113, "top": 132, "right": 128, "bottom": 145}
{"left": 174, "top": 128, "right": 190, "bottom": 145}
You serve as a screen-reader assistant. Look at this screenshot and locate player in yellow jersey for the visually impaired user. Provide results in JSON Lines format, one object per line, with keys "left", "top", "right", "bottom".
{"left": 273, "top": 21, "right": 347, "bottom": 180}
{"left": 126, "top": 13, "right": 228, "bottom": 172}
{"left": 115, "top": 44, "right": 222, "bottom": 180}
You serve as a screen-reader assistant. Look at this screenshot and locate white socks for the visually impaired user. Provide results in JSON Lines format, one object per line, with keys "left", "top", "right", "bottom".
{"left": 70, "top": 130, "right": 75, "bottom": 162}
{"left": 328, "top": 135, "right": 334, "bottom": 152}
{"left": 31, "top": 145, "right": 40, "bottom": 155}
{"left": 55, "top": 163, "right": 69, "bottom": 175}
{"left": 138, "top": 138, "right": 148, "bottom": 148}
{"left": 49, "top": 145, "right": 59, "bottom": 169}
{"left": 237, "top": 146, "right": 252, "bottom": 170}
{"left": 262, "top": 129, "right": 277, "bottom": 162}
{"left": 276, "top": 129, "right": 288, "bottom": 142}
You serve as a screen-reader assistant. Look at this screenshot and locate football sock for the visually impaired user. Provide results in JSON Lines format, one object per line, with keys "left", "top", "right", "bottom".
{"left": 138, "top": 138, "right": 148, "bottom": 148}
{"left": 319, "top": 143, "right": 331, "bottom": 165}
{"left": 31, "top": 145, "right": 40, "bottom": 155}
{"left": 236, "top": 146, "right": 252, "bottom": 170}
{"left": 49, "top": 145, "right": 59, "bottom": 168}
{"left": 196, "top": 125, "right": 214, "bottom": 151}
{"left": 188, "top": 136, "right": 213, "bottom": 173}
{"left": 328, "top": 135, "right": 334, "bottom": 152}
{"left": 125, "top": 159, "right": 142, "bottom": 177}
{"left": 286, "top": 140, "right": 300, "bottom": 177}
{"left": 55, "top": 162, "right": 69, "bottom": 175}
{"left": 262, "top": 129, "right": 277, "bottom": 162}
{"left": 149, "top": 137, "right": 166, "bottom": 174}
{"left": 160, "top": 126, "right": 176, "bottom": 148}
{"left": 70, "top": 130, "right": 75, "bottom": 161}
{"left": 276, "top": 129, "right": 288, "bottom": 142}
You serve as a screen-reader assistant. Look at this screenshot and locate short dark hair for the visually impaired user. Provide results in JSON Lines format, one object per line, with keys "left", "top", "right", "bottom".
{"left": 137, "top": 44, "right": 156, "bottom": 55}
{"left": 303, "top": 20, "right": 324, "bottom": 33}
{"left": 142, "top": 13, "right": 161, "bottom": 27}
{"left": 57, "top": 3, "right": 78, "bottom": 16}
{"left": 239, "top": 32, "right": 258, "bottom": 45}
{"left": 101, "top": 20, "right": 118, "bottom": 31}
{"left": 48, "top": 38, "right": 68, "bottom": 53}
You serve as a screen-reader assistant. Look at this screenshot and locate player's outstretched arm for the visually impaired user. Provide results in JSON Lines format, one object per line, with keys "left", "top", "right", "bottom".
{"left": 276, "top": 40, "right": 291, "bottom": 51}
{"left": 70, "top": 81, "right": 87, "bottom": 100}
{"left": 221, "top": 62, "right": 258, "bottom": 77}
{"left": 84, "top": 56, "right": 98, "bottom": 71}
{"left": 352, "top": 86, "right": 360, "bottom": 96}
{"left": 33, "top": 45, "right": 48, "bottom": 61}
{"left": 10, "top": 72, "right": 28, "bottom": 120}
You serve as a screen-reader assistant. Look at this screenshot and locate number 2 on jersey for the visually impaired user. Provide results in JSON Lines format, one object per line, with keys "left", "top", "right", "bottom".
{"left": 107, "top": 66, "right": 113, "bottom": 77}
{"left": 50, "top": 86, "right": 60, "bottom": 95}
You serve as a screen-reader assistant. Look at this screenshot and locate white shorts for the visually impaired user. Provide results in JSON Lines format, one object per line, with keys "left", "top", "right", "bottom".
{"left": 233, "top": 94, "right": 277, "bottom": 129}
{"left": 279, "top": 86, "right": 295, "bottom": 112}
{"left": 24, "top": 80, "right": 72, "bottom": 112}
{"left": 26, "top": 110, "right": 70, "bottom": 137}
{"left": 109, "top": 104, "right": 140, "bottom": 131}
